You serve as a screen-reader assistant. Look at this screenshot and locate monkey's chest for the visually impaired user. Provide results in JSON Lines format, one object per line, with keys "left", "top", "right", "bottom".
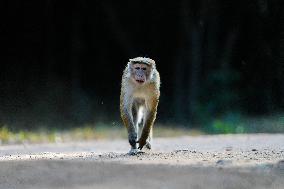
{"left": 132, "top": 86, "right": 155, "bottom": 100}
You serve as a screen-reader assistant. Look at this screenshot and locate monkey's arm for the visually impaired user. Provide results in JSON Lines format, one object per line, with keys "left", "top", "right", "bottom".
{"left": 121, "top": 106, "right": 137, "bottom": 149}
{"left": 138, "top": 98, "right": 158, "bottom": 150}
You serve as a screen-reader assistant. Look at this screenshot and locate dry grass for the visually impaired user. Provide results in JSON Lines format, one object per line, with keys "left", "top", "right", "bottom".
{"left": 0, "top": 124, "right": 202, "bottom": 145}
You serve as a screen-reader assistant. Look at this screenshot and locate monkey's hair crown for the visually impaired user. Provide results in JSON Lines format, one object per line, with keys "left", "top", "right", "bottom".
{"left": 129, "top": 57, "right": 155, "bottom": 66}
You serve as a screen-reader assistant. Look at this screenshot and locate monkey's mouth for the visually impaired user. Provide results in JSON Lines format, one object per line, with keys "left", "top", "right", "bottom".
{"left": 136, "top": 80, "right": 145, "bottom": 84}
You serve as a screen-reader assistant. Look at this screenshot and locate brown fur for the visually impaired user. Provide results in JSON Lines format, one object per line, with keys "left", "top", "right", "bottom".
{"left": 120, "top": 57, "right": 160, "bottom": 153}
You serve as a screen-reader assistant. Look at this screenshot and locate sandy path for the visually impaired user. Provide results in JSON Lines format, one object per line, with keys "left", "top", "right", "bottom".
{"left": 0, "top": 134, "right": 283, "bottom": 189}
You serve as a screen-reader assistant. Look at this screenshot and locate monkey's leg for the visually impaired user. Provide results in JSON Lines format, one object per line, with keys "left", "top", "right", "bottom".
{"left": 136, "top": 106, "right": 145, "bottom": 139}
{"left": 145, "top": 128, "right": 152, "bottom": 150}
{"left": 121, "top": 108, "right": 138, "bottom": 154}
{"left": 132, "top": 105, "right": 141, "bottom": 148}
{"left": 127, "top": 124, "right": 139, "bottom": 155}
{"left": 128, "top": 125, "right": 138, "bottom": 154}
{"left": 138, "top": 109, "right": 157, "bottom": 150}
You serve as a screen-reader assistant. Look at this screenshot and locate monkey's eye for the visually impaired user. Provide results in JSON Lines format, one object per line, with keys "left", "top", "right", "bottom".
{"left": 135, "top": 67, "right": 140, "bottom": 70}
{"left": 142, "top": 68, "right": 146, "bottom": 71}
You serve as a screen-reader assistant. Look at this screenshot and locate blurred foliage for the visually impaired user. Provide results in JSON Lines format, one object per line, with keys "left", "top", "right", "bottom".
{"left": 196, "top": 65, "right": 241, "bottom": 126}
{"left": 204, "top": 114, "right": 284, "bottom": 134}
{"left": 0, "top": 126, "right": 11, "bottom": 143}
{"left": 0, "top": 115, "right": 283, "bottom": 144}
{"left": 211, "top": 119, "right": 245, "bottom": 134}
{"left": 1, "top": 0, "right": 284, "bottom": 129}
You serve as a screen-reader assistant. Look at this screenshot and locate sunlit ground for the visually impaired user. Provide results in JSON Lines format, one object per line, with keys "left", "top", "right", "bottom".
{"left": 0, "top": 114, "right": 283, "bottom": 145}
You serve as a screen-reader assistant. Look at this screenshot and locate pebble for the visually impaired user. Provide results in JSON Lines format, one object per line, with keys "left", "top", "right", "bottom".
{"left": 275, "top": 160, "right": 284, "bottom": 170}
{"left": 216, "top": 159, "right": 232, "bottom": 166}
{"left": 225, "top": 147, "right": 233, "bottom": 151}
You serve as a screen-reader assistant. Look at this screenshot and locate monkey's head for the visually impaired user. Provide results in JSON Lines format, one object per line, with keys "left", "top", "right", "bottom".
{"left": 128, "top": 57, "right": 156, "bottom": 85}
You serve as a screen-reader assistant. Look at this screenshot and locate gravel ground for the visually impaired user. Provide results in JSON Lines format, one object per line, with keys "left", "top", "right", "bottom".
{"left": 0, "top": 134, "right": 283, "bottom": 189}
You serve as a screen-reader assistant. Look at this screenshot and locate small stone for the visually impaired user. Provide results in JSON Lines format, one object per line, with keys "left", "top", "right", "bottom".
{"left": 275, "top": 160, "right": 284, "bottom": 170}
{"left": 216, "top": 159, "right": 232, "bottom": 166}
{"left": 225, "top": 147, "right": 233, "bottom": 151}
{"left": 252, "top": 149, "right": 257, "bottom": 151}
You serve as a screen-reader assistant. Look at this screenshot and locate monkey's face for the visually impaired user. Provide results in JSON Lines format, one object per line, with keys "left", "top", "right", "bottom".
{"left": 130, "top": 63, "right": 152, "bottom": 85}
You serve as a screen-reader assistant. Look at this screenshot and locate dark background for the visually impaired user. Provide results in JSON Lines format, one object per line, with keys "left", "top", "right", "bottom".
{"left": 1, "top": 0, "right": 284, "bottom": 130}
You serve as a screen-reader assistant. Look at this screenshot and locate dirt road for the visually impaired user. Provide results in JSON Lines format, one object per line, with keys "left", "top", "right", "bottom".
{"left": 0, "top": 134, "right": 283, "bottom": 189}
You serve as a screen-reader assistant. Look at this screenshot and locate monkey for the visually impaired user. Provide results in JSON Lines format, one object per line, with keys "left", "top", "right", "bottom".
{"left": 120, "top": 57, "right": 160, "bottom": 155}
